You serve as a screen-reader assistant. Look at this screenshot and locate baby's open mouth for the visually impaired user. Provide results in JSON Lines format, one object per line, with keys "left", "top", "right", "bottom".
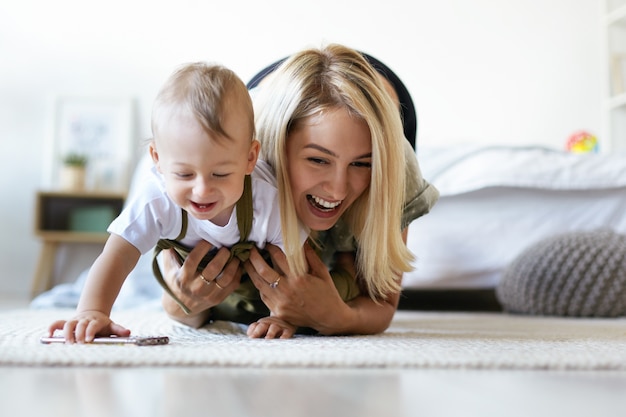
{"left": 193, "top": 202, "right": 216, "bottom": 210}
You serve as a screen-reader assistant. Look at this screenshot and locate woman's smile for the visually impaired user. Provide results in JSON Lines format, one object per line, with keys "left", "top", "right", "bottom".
{"left": 309, "top": 194, "right": 342, "bottom": 210}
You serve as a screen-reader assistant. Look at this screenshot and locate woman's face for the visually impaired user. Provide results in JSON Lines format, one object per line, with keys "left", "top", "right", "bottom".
{"left": 286, "top": 107, "right": 372, "bottom": 231}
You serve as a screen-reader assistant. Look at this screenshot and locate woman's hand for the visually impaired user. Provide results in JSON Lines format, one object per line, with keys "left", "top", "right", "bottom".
{"left": 160, "top": 240, "right": 243, "bottom": 328}
{"left": 245, "top": 242, "right": 351, "bottom": 334}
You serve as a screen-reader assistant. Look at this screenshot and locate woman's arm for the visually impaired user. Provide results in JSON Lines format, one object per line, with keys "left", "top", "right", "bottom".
{"left": 244, "top": 228, "right": 408, "bottom": 335}
{"left": 324, "top": 247, "right": 401, "bottom": 335}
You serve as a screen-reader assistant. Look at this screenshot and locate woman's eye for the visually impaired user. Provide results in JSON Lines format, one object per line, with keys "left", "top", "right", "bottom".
{"left": 352, "top": 161, "right": 372, "bottom": 168}
{"left": 307, "top": 157, "right": 327, "bottom": 165}
{"left": 212, "top": 173, "right": 230, "bottom": 178}
{"left": 175, "top": 172, "right": 192, "bottom": 178}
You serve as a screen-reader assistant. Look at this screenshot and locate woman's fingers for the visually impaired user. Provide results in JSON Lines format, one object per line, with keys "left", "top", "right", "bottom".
{"left": 175, "top": 240, "right": 215, "bottom": 286}
{"left": 264, "top": 244, "right": 289, "bottom": 274}
{"left": 245, "top": 247, "right": 282, "bottom": 288}
{"left": 200, "top": 247, "right": 231, "bottom": 283}
{"left": 265, "top": 241, "right": 330, "bottom": 283}
{"left": 213, "top": 256, "right": 241, "bottom": 290}
{"left": 159, "top": 241, "right": 244, "bottom": 318}
{"left": 161, "top": 242, "right": 231, "bottom": 296}
{"left": 302, "top": 242, "right": 332, "bottom": 283}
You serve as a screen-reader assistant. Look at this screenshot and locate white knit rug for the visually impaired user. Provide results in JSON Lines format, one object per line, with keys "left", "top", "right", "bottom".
{"left": 2, "top": 309, "right": 626, "bottom": 369}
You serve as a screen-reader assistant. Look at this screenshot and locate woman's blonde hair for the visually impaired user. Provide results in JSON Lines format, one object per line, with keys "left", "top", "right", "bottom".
{"left": 254, "top": 43, "right": 413, "bottom": 299}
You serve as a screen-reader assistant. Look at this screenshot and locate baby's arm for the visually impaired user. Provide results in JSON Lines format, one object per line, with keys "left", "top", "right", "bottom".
{"left": 47, "top": 234, "right": 141, "bottom": 343}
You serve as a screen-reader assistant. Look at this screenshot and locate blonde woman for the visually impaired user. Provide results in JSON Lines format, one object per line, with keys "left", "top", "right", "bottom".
{"left": 161, "top": 44, "right": 439, "bottom": 338}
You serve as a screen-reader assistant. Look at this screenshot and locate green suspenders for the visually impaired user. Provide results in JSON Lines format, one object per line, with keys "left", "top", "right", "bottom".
{"left": 152, "top": 175, "right": 254, "bottom": 314}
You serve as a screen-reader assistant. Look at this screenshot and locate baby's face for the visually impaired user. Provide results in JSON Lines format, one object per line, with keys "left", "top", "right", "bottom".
{"left": 151, "top": 111, "right": 257, "bottom": 226}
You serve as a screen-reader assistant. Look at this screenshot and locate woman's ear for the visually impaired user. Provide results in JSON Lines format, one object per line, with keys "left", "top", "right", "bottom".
{"left": 246, "top": 139, "right": 261, "bottom": 174}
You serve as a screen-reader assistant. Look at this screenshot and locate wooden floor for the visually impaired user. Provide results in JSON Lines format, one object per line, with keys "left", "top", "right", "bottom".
{"left": 2, "top": 366, "right": 625, "bottom": 417}
{"left": 2, "top": 294, "right": 626, "bottom": 417}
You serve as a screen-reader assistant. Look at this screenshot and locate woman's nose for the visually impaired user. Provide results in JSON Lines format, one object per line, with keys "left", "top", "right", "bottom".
{"left": 323, "top": 168, "right": 348, "bottom": 199}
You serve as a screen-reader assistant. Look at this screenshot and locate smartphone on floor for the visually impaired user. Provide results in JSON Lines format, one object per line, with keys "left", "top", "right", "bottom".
{"left": 39, "top": 335, "right": 169, "bottom": 346}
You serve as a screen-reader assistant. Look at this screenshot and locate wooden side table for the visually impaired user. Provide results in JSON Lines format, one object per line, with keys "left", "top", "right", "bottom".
{"left": 32, "top": 190, "right": 125, "bottom": 297}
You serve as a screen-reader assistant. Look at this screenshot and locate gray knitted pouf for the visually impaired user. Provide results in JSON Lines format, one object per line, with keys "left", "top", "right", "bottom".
{"left": 496, "top": 229, "right": 626, "bottom": 317}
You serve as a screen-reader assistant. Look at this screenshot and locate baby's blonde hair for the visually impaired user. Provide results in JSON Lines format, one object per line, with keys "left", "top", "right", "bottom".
{"left": 254, "top": 44, "right": 413, "bottom": 299}
{"left": 152, "top": 62, "right": 254, "bottom": 143}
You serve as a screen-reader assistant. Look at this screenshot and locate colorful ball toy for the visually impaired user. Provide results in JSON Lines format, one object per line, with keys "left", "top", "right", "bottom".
{"left": 566, "top": 130, "right": 598, "bottom": 153}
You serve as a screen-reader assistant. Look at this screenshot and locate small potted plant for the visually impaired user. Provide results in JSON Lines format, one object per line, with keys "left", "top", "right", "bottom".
{"left": 60, "top": 153, "right": 88, "bottom": 190}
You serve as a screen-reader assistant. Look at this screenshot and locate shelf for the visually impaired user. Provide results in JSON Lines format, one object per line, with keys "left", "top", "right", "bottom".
{"left": 35, "top": 190, "right": 125, "bottom": 234}
{"left": 604, "top": 1, "right": 626, "bottom": 151}
{"left": 36, "top": 189, "right": 127, "bottom": 199}
{"left": 607, "top": 4, "right": 626, "bottom": 26}
{"left": 35, "top": 231, "right": 110, "bottom": 243}
{"left": 31, "top": 190, "right": 126, "bottom": 296}
{"left": 609, "top": 92, "right": 626, "bottom": 109}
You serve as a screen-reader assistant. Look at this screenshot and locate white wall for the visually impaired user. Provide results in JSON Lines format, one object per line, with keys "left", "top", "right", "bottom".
{"left": 0, "top": 0, "right": 603, "bottom": 297}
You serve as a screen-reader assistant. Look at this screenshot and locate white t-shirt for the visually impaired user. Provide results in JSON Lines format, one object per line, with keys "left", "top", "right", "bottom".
{"left": 108, "top": 160, "right": 293, "bottom": 254}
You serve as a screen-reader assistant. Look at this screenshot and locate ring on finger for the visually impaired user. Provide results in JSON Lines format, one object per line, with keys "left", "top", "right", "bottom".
{"left": 269, "top": 275, "right": 282, "bottom": 289}
{"left": 214, "top": 278, "right": 225, "bottom": 290}
{"left": 199, "top": 274, "right": 213, "bottom": 286}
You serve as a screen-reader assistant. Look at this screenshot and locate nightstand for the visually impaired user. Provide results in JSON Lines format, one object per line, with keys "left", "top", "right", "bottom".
{"left": 32, "top": 190, "right": 125, "bottom": 296}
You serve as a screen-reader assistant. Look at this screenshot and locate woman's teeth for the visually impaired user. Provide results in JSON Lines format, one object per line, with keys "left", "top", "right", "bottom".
{"left": 311, "top": 195, "right": 341, "bottom": 209}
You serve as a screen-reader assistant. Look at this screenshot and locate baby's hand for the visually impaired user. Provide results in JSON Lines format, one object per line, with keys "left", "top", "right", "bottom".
{"left": 48, "top": 310, "right": 131, "bottom": 344}
{"left": 247, "top": 316, "right": 297, "bottom": 339}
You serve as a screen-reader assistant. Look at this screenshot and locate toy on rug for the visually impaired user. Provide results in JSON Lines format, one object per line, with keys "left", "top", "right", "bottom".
{"left": 496, "top": 229, "right": 626, "bottom": 317}
{"left": 565, "top": 130, "right": 598, "bottom": 153}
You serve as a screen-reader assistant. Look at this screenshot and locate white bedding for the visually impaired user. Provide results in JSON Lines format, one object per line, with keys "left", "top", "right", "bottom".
{"left": 404, "top": 145, "right": 626, "bottom": 289}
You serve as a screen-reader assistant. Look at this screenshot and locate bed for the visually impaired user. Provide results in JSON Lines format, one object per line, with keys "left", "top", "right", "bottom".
{"left": 404, "top": 145, "right": 626, "bottom": 293}
{"left": 31, "top": 145, "right": 626, "bottom": 311}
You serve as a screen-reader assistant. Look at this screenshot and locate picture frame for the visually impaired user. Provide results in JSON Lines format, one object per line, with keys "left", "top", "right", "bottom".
{"left": 43, "top": 96, "right": 136, "bottom": 192}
